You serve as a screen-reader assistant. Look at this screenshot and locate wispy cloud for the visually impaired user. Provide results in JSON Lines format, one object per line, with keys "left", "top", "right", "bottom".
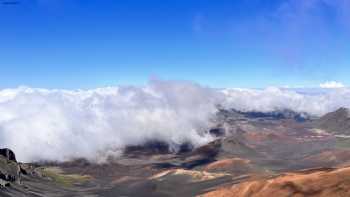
{"left": 320, "top": 81, "right": 345, "bottom": 88}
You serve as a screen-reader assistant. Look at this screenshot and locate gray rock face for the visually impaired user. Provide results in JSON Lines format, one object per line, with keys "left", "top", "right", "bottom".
{"left": 0, "top": 148, "right": 20, "bottom": 187}
{"left": 0, "top": 148, "right": 17, "bottom": 162}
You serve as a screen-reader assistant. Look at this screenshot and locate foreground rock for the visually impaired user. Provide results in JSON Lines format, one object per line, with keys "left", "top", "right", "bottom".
{"left": 202, "top": 167, "right": 350, "bottom": 197}
{"left": 0, "top": 149, "right": 17, "bottom": 162}
{"left": 0, "top": 148, "right": 21, "bottom": 187}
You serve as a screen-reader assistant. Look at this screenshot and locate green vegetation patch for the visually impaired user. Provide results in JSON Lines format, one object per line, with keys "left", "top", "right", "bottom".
{"left": 335, "top": 137, "right": 350, "bottom": 149}
{"left": 41, "top": 167, "right": 91, "bottom": 187}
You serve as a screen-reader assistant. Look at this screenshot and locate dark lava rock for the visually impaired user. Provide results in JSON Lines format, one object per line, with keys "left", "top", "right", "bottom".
{"left": 209, "top": 128, "right": 226, "bottom": 137}
{"left": 177, "top": 142, "right": 194, "bottom": 154}
{"left": 124, "top": 140, "right": 171, "bottom": 155}
{"left": 179, "top": 140, "right": 222, "bottom": 169}
{"left": 0, "top": 149, "right": 17, "bottom": 162}
{"left": 124, "top": 140, "right": 196, "bottom": 156}
{"left": 0, "top": 148, "right": 21, "bottom": 186}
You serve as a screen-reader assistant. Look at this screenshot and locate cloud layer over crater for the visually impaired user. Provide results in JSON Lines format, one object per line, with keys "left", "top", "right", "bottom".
{"left": 1, "top": 80, "right": 350, "bottom": 162}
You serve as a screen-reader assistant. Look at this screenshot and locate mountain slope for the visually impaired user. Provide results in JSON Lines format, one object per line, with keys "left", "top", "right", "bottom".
{"left": 202, "top": 167, "right": 350, "bottom": 197}
{"left": 314, "top": 107, "right": 350, "bottom": 135}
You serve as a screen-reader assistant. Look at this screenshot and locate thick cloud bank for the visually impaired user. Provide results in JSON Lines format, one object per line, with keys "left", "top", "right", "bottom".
{"left": 1, "top": 80, "right": 350, "bottom": 162}
{"left": 0, "top": 80, "right": 220, "bottom": 162}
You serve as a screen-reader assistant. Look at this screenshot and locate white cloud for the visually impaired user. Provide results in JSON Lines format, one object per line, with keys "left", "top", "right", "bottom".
{"left": 221, "top": 87, "right": 350, "bottom": 115}
{"left": 0, "top": 80, "right": 219, "bottom": 162}
{"left": 1, "top": 80, "right": 350, "bottom": 162}
{"left": 320, "top": 81, "right": 345, "bottom": 88}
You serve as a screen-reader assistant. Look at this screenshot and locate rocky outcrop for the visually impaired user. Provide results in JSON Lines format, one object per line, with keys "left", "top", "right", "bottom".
{"left": 0, "top": 148, "right": 17, "bottom": 162}
{"left": 0, "top": 148, "right": 21, "bottom": 187}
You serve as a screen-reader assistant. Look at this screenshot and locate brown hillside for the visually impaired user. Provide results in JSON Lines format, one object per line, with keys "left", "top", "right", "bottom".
{"left": 202, "top": 167, "right": 350, "bottom": 197}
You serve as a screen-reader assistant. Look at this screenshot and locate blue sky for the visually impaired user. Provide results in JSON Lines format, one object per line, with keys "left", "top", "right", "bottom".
{"left": 0, "top": 0, "right": 349, "bottom": 89}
